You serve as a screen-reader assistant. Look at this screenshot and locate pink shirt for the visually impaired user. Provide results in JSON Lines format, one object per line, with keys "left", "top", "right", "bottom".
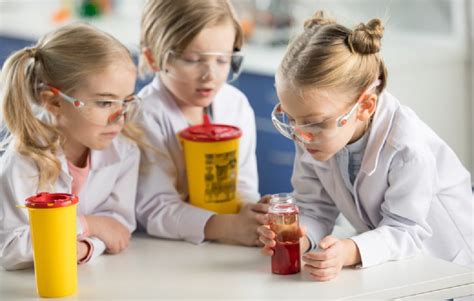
{"left": 67, "top": 155, "right": 93, "bottom": 263}
{"left": 67, "top": 155, "right": 90, "bottom": 196}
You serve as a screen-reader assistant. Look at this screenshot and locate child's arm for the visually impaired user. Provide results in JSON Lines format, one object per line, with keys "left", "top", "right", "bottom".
{"left": 204, "top": 202, "right": 268, "bottom": 246}
{"left": 84, "top": 142, "right": 140, "bottom": 255}
{"left": 349, "top": 152, "right": 439, "bottom": 268}
{"left": 0, "top": 153, "right": 39, "bottom": 270}
{"left": 302, "top": 236, "right": 361, "bottom": 281}
{"left": 84, "top": 215, "right": 130, "bottom": 254}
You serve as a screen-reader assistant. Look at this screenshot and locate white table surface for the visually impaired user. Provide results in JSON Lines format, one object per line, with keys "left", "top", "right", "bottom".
{"left": 1, "top": 234, "right": 473, "bottom": 300}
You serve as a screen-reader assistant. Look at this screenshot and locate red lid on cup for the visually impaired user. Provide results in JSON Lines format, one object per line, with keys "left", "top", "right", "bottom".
{"left": 179, "top": 124, "right": 242, "bottom": 142}
{"left": 25, "top": 192, "right": 78, "bottom": 208}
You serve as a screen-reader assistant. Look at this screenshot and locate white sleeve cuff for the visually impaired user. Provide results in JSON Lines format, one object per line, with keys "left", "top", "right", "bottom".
{"left": 300, "top": 214, "right": 331, "bottom": 251}
{"left": 87, "top": 236, "right": 107, "bottom": 261}
{"left": 350, "top": 230, "right": 391, "bottom": 268}
{"left": 177, "top": 206, "right": 215, "bottom": 244}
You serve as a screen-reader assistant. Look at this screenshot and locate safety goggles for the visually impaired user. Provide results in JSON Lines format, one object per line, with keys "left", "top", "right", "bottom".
{"left": 45, "top": 84, "right": 141, "bottom": 126}
{"left": 272, "top": 80, "right": 381, "bottom": 144}
{"left": 161, "top": 50, "right": 244, "bottom": 83}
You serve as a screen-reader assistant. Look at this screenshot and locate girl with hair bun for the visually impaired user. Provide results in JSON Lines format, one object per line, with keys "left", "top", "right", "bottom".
{"left": 258, "top": 11, "right": 472, "bottom": 281}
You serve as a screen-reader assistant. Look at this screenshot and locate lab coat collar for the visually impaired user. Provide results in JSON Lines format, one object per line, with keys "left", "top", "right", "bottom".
{"left": 89, "top": 138, "right": 122, "bottom": 170}
{"left": 57, "top": 137, "right": 123, "bottom": 173}
{"left": 151, "top": 75, "right": 189, "bottom": 133}
{"left": 360, "top": 91, "right": 399, "bottom": 176}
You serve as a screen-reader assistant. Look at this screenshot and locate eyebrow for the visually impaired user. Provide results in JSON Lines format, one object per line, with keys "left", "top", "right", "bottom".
{"left": 284, "top": 109, "right": 326, "bottom": 121}
{"left": 297, "top": 112, "right": 326, "bottom": 119}
{"left": 92, "top": 92, "right": 135, "bottom": 98}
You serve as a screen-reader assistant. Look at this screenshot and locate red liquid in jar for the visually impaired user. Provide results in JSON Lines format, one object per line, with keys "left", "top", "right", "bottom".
{"left": 271, "top": 241, "right": 301, "bottom": 274}
{"left": 269, "top": 210, "right": 301, "bottom": 275}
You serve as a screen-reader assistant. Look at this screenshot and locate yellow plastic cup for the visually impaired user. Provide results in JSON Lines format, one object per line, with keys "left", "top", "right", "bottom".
{"left": 179, "top": 123, "right": 242, "bottom": 214}
{"left": 25, "top": 192, "right": 78, "bottom": 298}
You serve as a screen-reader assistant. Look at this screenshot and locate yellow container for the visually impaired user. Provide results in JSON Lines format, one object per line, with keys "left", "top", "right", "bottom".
{"left": 179, "top": 123, "right": 242, "bottom": 214}
{"left": 25, "top": 192, "right": 78, "bottom": 298}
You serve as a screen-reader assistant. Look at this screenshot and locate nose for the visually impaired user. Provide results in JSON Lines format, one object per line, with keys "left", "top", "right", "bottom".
{"left": 107, "top": 108, "right": 126, "bottom": 125}
{"left": 199, "top": 62, "right": 217, "bottom": 81}
{"left": 295, "top": 129, "right": 315, "bottom": 143}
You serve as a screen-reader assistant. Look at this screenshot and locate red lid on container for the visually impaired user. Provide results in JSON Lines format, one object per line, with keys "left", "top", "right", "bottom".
{"left": 179, "top": 124, "right": 242, "bottom": 142}
{"left": 25, "top": 192, "right": 78, "bottom": 208}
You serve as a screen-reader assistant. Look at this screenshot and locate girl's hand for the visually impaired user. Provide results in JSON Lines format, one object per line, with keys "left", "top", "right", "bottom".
{"left": 257, "top": 224, "right": 275, "bottom": 256}
{"left": 204, "top": 202, "right": 268, "bottom": 246}
{"left": 258, "top": 194, "right": 272, "bottom": 204}
{"left": 258, "top": 226, "right": 306, "bottom": 256}
{"left": 302, "top": 236, "right": 360, "bottom": 281}
{"left": 230, "top": 202, "right": 268, "bottom": 246}
{"left": 85, "top": 215, "right": 131, "bottom": 254}
{"left": 77, "top": 240, "right": 89, "bottom": 262}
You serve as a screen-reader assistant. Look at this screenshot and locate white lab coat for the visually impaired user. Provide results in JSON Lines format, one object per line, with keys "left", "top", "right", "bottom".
{"left": 136, "top": 76, "right": 259, "bottom": 244}
{"left": 293, "top": 91, "right": 473, "bottom": 268}
{"left": 0, "top": 135, "right": 139, "bottom": 270}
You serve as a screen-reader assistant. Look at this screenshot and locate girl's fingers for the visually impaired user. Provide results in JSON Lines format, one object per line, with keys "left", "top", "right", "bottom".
{"left": 252, "top": 203, "right": 269, "bottom": 214}
{"left": 261, "top": 246, "right": 274, "bottom": 256}
{"left": 258, "top": 194, "right": 272, "bottom": 204}
{"left": 302, "top": 257, "right": 338, "bottom": 269}
{"left": 309, "top": 267, "right": 337, "bottom": 279}
{"left": 254, "top": 213, "right": 267, "bottom": 224}
{"left": 259, "top": 235, "right": 276, "bottom": 248}
{"left": 298, "top": 226, "right": 306, "bottom": 238}
{"left": 303, "top": 251, "right": 329, "bottom": 261}
{"left": 303, "top": 264, "right": 337, "bottom": 279}
{"left": 257, "top": 225, "right": 275, "bottom": 239}
{"left": 318, "top": 235, "right": 339, "bottom": 249}
{"left": 306, "top": 273, "right": 335, "bottom": 282}
{"left": 303, "top": 247, "right": 337, "bottom": 261}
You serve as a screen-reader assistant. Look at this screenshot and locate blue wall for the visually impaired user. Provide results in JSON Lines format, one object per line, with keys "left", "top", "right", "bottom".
{"left": 232, "top": 73, "right": 295, "bottom": 195}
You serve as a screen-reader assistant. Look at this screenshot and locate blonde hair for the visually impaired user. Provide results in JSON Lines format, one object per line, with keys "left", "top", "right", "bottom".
{"left": 0, "top": 22, "right": 146, "bottom": 190}
{"left": 139, "top": 0, "right": 243, "bottom": 75}
{"left": 279, "top": 11, "right": 387, "bottom": 100}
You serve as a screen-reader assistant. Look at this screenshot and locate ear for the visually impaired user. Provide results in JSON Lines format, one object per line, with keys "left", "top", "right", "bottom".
{"left": 40, "top": 90, "right": 62, "bottom": 116}
{"left": 357, "top": 93, "right": 377, "bottom": 122}
{"left": 143, "top": 47, "right": 160, "bottom": 72}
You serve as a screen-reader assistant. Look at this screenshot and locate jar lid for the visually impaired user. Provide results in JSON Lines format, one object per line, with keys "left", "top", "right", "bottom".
{"left": 25, "top": 192, "right": 78, "bottom": 208}
{"left": 179, "top": 124, "right": 242, "bottom": 142}
{"left": 269, "top": 193, "right": 298, "bottom": 214}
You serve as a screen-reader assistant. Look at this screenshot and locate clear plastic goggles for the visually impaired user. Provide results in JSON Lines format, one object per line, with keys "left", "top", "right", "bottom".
{"left": 271, "top": 103, "right": 354, "bottom": 144}
{"left": 272, "top": 80, "right": 380, "bottom": 144}
{"left": 45, "top": 85, "right": 141, "bottom": 126}
{"left": 162, "top": 50, "right": 244, "bottom": 83}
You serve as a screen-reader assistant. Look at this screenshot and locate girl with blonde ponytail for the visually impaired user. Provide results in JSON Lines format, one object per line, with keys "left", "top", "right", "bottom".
{"left": 258, "top": 11, "right": 472, "bottom": 280}
{"left": 0, "top": 22, "right": 143, "bottom": 270}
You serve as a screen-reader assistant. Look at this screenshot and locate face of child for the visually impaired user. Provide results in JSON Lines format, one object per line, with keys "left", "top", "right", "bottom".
{"left": 55, "top": 61, "right": 137, "bottom": 155}
{"left": 275, "top": 74, "right": 369, "bottom": 162}
{"left": 160, "top": 20, "right": 236, "bottom": 109}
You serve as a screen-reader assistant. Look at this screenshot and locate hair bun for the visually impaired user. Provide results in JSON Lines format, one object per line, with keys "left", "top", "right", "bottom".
{"left": 347, "top": 18, "right": 384, "bottom": 55}
{"left": 304, "top": 11, "right": 335, "bottom": 30}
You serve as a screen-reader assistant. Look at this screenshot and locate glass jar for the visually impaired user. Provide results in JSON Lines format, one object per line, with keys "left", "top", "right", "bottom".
{"left": 268, "top": 193, "right": 301, "bottom": 275}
